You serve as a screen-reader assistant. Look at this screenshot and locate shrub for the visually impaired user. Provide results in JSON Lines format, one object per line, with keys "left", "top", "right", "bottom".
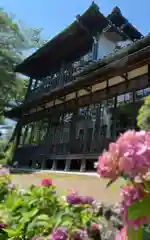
{"left": 0, "top": 152, "right": 5, "bottom": 159}
{"left": 0, "top": 167, "right": 100, "bottom": 239}
{"left": 137, "top": 95, "right": 150, "bottom": 130}
{"left": 0, "top": 143, "right": 16, "bottom": 166}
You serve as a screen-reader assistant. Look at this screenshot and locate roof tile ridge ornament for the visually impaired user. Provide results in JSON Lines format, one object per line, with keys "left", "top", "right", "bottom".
{"left": 112, "top": 6, "right": 121, "bottom": 14}
{"left": 90, "top": 1, "right": 99, "bottom": 11}
{"left": 107, "top": 6, "right": 143, "bottom": 40}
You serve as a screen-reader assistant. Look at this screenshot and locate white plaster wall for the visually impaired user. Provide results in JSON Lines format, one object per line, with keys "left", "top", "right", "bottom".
{"left": 81, "top": 33, "right": 132, "bottom": 63}
{"left": 97, "top": 33, "right": 116, "bottom": 60}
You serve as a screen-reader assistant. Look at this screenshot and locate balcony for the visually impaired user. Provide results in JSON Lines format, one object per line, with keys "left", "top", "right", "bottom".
{"left": 26, "top": 58, "right": 95, "bottom": 102}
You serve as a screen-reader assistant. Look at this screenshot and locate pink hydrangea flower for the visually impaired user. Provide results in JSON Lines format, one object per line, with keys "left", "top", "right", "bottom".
{"left": 66, "top": 191, "right": 95, "bottom": 205}
{"left": 71, "top": 229, "right": 88, "bottom": 240}
{"left": 0, "top": 167, "right": 10, "bottom": 176}
{"left": 117, "top": 130, "right": 150, "bottom": 177}
{"left": 0, "top": 223, "right": 8, "bottom": 229}
{"left": 91, "top": 223, "right": 99, "bottom": 230}
{"left": 66, "top": 191, "right": 82, "bottom": 205}
{"left": 41, "top": 178, "right": 52, "bottom": 187}
{"left": 97, "top": 143, "right": 121, "bottom": 179}
{"left": 120, "top": 184, "right": 149, "bottom": 229}
{"left": 96, "top": 130, "right": 150, "bottom": 179}
{"left": 52, "top": 227, "right": 68, "bottom": 240}
{"left": 115, "top": 227, "right": 127, "bottom": 240}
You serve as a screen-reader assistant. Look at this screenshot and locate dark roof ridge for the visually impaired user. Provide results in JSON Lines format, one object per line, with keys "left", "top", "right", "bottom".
{"left": 14, "top": 3, "right": 106, "bottom": 76}
{"left": 107, "top": 6, "right": 143, "bottom": 40}
{"left": 15, "top": 3, "right": 143, "bottom": 77}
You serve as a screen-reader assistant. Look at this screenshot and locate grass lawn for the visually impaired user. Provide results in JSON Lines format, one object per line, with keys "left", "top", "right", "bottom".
{"left": 11, "top": 172, "right": 121, "bottom": 204}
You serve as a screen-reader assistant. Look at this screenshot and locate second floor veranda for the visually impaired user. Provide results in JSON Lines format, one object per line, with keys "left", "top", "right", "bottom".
{"left": 24, "top": 32, "right": 150, "bottom": 104}
{"left": 27, "top": 56, "right": 96, "bottom": 102}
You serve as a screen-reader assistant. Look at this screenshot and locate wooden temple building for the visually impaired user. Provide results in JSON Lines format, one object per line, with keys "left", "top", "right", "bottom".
{"left": 5, "top": 3, "right": 150, "bottom": 171}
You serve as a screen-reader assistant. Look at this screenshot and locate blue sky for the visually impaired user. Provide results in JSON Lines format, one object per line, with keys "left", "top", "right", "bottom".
{"left": 1, "top": 0, "right": 150, "bottom": 42}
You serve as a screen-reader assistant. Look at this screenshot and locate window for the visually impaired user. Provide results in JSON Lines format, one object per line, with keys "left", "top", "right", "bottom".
{"left": 117, "top": 93, "right": 133, "bottom": 106}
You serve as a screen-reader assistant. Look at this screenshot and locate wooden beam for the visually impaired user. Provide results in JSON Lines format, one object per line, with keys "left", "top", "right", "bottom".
{"left": 122, "top": 72, "right": 129, "bottom": 88}
{"left": 20, "top": 73, "right": 149, "bottom": 124}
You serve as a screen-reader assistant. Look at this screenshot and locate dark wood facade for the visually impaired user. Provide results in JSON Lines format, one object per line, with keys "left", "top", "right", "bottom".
{"left": 5, "top": 3, "right": 150, "bottom": 171}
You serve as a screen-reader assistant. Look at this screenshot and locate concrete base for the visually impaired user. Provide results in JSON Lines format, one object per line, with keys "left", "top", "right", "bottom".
{"left": 10, "top": 167, "right": 98, "bottom": 177}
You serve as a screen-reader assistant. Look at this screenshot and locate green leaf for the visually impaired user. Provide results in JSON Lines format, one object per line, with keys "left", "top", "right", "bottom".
{"left": 127, "top": 227, "right": 143, "bottom": 240}
{"left": 3, "top": 228, "right": 17, "bottom": 237}
{"left": 54, "top": 212, "right": 74, "bottom": 229}
{"left": 36, "top": 214, "right": 50, "bottom": 221}
{"left": 143, "top": 226, "right": 150, "bottom": 240}
{"left": 21, "top": 208, "right": 38, "bottom": 224}
{"left": 128, "top": 195, "right": 150, "bottom": 220}
{"left": 11, "top": 23, "right": 19, "bottom": 31}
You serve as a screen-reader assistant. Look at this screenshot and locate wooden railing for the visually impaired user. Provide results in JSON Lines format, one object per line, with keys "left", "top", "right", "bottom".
{"left": 26, "top": 59, "right": 95, "bottom": 102}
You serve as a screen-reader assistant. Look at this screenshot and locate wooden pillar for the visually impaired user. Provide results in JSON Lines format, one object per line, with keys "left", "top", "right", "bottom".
{"left": 29, "top": 123, "right": 35, "bottom": 144}
{"left": 22, "top": 125, "right": 29, "bottom": 145}
{"left": 112, "top": 96, "right": 117, "bottom": 141}
{"left": 41, "top": 158, "right": 46, "bottom": 169}
{"left": 15, "top": 120, "right": 22, "bottom": 147}
{"left": 69, "top": 110, "right": 78, "bottom": 153}
{"left": 60, "top": 62, "right": 65, "bottom": 87}
{"left": 94, "top": 104, "right": 101, "bottom": 140}
{"left": 52, "top": 160, "right": 57, "bottom": 170}
{"left": 46, "top": 120, "right": 51, "bottom": 137}
{"left": 65, "top": 159, "right": 71, "bottom": 171}
{"left": 37, "top": 121, "right": 43, "bottom": 144}
{"left": 80, "top": 158, "right": 86, "bottom": 172}
{"left": 25, "top": 77, "right": 33, "bottom": 100}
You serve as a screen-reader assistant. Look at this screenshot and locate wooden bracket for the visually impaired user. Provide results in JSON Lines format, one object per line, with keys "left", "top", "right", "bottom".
{"left": 59, "top": 96, "right": 66, "bottom": 102}
{"left": 75, "top": 91, "right": 78, "bottom": 100}
{"left": 122, "top": 72, "right": 128, "bottom": 88}
{"left": 41, "top": 104, "right": 46, "bottom": 109}
{"left": 84, "top": 86, "right": 92, "bottom": 93}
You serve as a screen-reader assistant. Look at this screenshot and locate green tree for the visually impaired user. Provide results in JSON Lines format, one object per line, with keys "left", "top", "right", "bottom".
{"left": 0, "top": 8, "right": 46, "bottom": 123}
{"left": 137, "top": 95, "right": 150, "bottom": 131}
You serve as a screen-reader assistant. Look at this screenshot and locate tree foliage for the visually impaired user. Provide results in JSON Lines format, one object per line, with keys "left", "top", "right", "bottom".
{"left": 0, "top": 8, "right": 45, "bottom": 119}
{"left": 137, "top": 95, "right": 150, "bottom": 131}
{"left": 0, "top": 8, "right": 46, "bottom": 137}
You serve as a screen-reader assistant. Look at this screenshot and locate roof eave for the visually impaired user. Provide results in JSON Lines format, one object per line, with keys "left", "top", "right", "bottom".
{"left": 14, "top": 2, "right": 101, "bottom": 76}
